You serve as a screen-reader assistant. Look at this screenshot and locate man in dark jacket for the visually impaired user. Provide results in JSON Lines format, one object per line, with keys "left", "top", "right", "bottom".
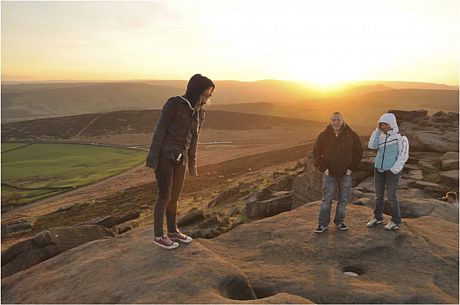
{"left": 312, "top": 112, "right": 363, "bottom": 233}
{"left": 146, "top": 74, "right": 214, "bottom": 249}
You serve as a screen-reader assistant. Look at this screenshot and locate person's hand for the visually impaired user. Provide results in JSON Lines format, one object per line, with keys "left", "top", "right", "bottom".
{"left": 346, "top": 169, "right": 352, "bottom": 176}
{"left": 324, "top": 169, "right": 329, "bottom": 176}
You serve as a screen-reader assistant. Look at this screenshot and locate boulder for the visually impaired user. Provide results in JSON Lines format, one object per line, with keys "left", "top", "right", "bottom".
{"left": 1, "top": 218, "right": 34, "bottom": 235}
{"left": 257, "top": 176, "right": 296, "bottom": 202}
{"left": 119, "top": 202, "right": 136, "bottom": 209}
{"left": 351, "top": 189, "right": 375, "bottom": 201}
{"left": 208, "top": 186, "right": 241, "bottom": 208}
{"left": 198, "top": 215, "right": 228, "bottom": 229}
{"left": 352, "top": 193, "right": 458, "bottom": 223}
{"left": 178, "top": 208, "right": 206, "bottom": 227}
{"left": 382, "top": 198, "right": 459, "bottom": 223}
{"left": 351, "top": 197, "right": 373, "bottom": 209}
{"left": 404, "top": 163, "right": 421, "bottom": 170}
{"left": 118, "top": 220, "right": 139, "bottom": 235}
{"left": 412, "top": 180, "right": 444, "bottom": 191}
{"left": 292, "top": 173, "right": 322, "bottom": 209}
{"left": 441, "top": 152, "right": 459, "bottom": 171}
{"left": 1, "top": 225, "right": 113, "bottom": 278}
{"left": 418, "top": 159, "right": 439, "bottom": 171}
{"left": 355, "top": 176, "right": 375, "bottom": 193}
{"left": 440, "top": 170, "right": 459, "bottom": 188}
{"left": 397, "top": 178, "right": 417, "bottom": 190}
{"left": 272, "top": 171, "right": 289, "bottom": 178}
{"left": 396, "top": 188, "right": 430, "bottom": 198}
{"left": 357, "top": 158, "right": 376, "bottom": 173}
{"left": 227, "top": 207, "right": 241, "bottom": 217}
{"left": 403, "top": 169, "right": 423, "bottom": 180}
{"left": 246, "top": 193, "right": 292, "bottom": 220}
{"left": 75, "top": 211, "right": 140, "bottom": 229}
{"left": 412, "top": 181, "right": 445, "bottom": 197}
{"left": 388, "top": 109, "right": 428, "bottom": 123}
{"left": 408, "top": 131, "right": 459, "bottom": 152}
{"left": 351, "top": 170, "right": 372, "bottom": 187}
{"left": 181, "top": 214, "right": 232, "bottom": 239}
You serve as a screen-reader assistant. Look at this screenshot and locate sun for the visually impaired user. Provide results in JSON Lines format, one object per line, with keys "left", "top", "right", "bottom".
{"left": 286, "top": 66, "right": 353, "bottom": 92}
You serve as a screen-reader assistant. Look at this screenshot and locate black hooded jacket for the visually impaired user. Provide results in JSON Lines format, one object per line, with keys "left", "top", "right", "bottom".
{"left": 312, "top": 124, "right": 364, "bottom": 178}
{"left": 145, "top": 96, "right": 204, "bottom": 172}
{"left": 145, "top": 74, "right": 214, "bottom": 174}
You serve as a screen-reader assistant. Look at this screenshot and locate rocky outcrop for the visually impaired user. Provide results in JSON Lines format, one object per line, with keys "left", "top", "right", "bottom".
{"left": 2, "top": 108, "right": 458, "bottom": 303}
{"left": 3, "top": 203, "right": 457, "bottom": 304}
{"left": 291, "top": 155, "right": 322, "bottom": 208}
{"left": 1, "top": 218, "right": 35, "bottom": 235}
{"left": 245, "top": 191, "right": 292, "bottom": 220}
{"left": 208, "top": 186, "right": 242, "bottom": 208}
{"left": 179, "top": 211, "right": 237, "bottom": 240}
{"left": 75, "top": 211, "right": 140, "bottom": 229}
{"left": 390, "top": 110, "right": 459, "bottom": 152}
{"left": 440, "top": 170, "right": 459, "bottom": 188}
{"left": 1, "top": 225, "right": 113, "bottom": 278}
{"left": 442, "top": 152, "right": 459, "bottom": 170}
{"left": 178, "top": 208, "right": 206, "bottom": 227}
{"left": 352, "top": 197, "right": 459, "bottom": 223}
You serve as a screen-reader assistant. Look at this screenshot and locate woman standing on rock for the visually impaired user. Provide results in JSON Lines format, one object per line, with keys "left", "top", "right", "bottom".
{"left": 312, "top": 112, "right": 364, "bottom": 233}
{"left": 146, "top": 74, "right": 215, "bottom": 249}
{"left": 366, "top": 112, "right": 409, "bottom": 230}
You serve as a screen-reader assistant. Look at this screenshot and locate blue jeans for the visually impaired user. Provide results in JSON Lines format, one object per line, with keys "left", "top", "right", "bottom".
{"left": 318, "top": 174, "right": 352, "bottom": 227}
{"left": 374, "top": 169, "right": 401, "bottom": 225}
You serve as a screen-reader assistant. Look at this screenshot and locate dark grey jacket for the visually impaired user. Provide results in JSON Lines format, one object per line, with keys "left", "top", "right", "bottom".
{"left": 313, "top": 124, "right": 363, "bottom": 178}
{"left": 146, "top": 96, "right": 205, "bottom": 175}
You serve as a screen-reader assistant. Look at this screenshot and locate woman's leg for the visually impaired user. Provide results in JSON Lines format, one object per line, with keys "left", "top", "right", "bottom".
{"left": 166, "top": 163, "right": 187, "bottom": 233}
{"left": 385, "top": 171, "right": 402, "bottom": 225}
{"left": 373, "top": 169, "right": 386, "bottom": 221}
{"left": 153, "top": 156, "right": 175, "bottom": 237}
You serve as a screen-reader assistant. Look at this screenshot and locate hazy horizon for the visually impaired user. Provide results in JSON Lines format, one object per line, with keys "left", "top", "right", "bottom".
{"left": 2, "top": 0, "right": 459, "bottom": 88}
{"left": 2, "top": 78, "right": 458, "bottom": 88}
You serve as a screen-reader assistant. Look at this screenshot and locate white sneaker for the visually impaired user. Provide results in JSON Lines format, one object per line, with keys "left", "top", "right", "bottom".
{"left": 384, "top": 221, "right": 400, "bottom": 231}
{"left": 366, "top": 218, "right": 383, "bottom": 227}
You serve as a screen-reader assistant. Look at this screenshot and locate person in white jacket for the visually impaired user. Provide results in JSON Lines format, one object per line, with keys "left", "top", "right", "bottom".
{"left": 366, "top": 113, "right": 409, "bottom": 230}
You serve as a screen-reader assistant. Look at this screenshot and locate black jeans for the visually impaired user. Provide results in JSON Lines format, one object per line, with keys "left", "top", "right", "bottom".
{"left": 374, "top": 168, "right": 402, "bottom": 225}
{"left": 153, "top": 154, "right": 186, "bottom": 237}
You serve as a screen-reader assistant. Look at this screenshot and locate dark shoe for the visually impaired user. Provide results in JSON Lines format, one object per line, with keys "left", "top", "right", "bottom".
{"left": 153, "top": 235, "right": 179, "bottom": 249}
{"left": 336, "top": 223, "right": 349, "bottom": 231}
{"left": 314, "top": 225, "right": 328, "bottom": 233}
{"left": 168, "top": 231, "right": 193, "bottom": 243}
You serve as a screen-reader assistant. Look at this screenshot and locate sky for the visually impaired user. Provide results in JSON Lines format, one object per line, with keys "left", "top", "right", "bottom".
{"left": 1, "top": 0, "right": 459, "bottom": 86}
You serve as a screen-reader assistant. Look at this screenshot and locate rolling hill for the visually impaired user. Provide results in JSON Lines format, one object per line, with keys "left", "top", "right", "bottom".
{"left": 2, "top": 80, "right": 457, "bottom": 123}
{"left": 1, "top": 109, "right": 323, "bottom": 141}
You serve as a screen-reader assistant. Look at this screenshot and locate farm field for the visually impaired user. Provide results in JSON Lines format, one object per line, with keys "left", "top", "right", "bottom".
{"left": 1, "top": 143, "right": 146, "bottom": 208}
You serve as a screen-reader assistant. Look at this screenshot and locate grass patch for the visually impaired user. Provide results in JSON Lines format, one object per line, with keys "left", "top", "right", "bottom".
{"left": 2, "top": 143, "right": 146, "bottom": 207}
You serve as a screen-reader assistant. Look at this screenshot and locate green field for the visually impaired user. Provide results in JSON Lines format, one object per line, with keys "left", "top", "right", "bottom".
{"left": 1, "top": 143, "right": 146, "bottom": 207}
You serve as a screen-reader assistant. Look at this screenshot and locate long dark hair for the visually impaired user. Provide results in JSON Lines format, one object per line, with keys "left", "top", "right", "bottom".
{"left": 184, "top": 74, "right": 215, "bottom": 107}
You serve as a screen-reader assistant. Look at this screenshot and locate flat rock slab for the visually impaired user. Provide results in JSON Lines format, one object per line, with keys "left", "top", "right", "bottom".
{"left": 2, "top": 204, "right": 458, "bottom": 304}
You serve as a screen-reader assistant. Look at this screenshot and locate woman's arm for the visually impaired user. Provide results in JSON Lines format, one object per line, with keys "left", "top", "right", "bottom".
{"left": 390, "top": 136, "right": 409, "bottom": 174}
{"left": 188, "top": 109, "right": 206, "bottom": 176}
{"left": 146, "top": 99, "right": 176, "bottom": 169}
{"left": 368, "top": 128, "right": 381, "bottom": 150}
